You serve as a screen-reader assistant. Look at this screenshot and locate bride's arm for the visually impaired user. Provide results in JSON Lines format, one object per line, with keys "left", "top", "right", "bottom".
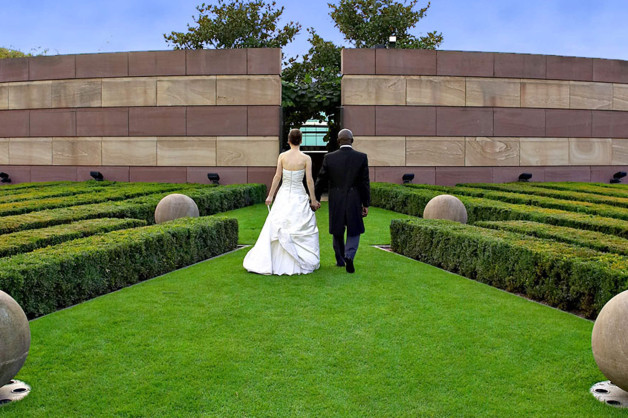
{"left": 265, "top": 155, "right": 283, "bottom": 205}
{"left": 305, "top": 156, "right": 320, "bottom": 209}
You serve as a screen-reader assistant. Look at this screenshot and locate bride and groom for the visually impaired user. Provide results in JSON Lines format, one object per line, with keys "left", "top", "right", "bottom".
{"left": 243, "top": 128, "right": 370, "bottom": 275}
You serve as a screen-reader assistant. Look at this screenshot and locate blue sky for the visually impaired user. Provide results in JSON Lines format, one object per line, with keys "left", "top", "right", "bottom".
{"left": 1, "top": 0, "right": 627, "bottom": 61}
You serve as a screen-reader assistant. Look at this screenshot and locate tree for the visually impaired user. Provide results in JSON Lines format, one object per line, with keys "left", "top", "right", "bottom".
{"left": 164, "top": 0, "right": 301, "bottom": 49}
{"left": 282, "top": 29, "right": 342, "bottom": 150}
{"left": 329, "top": 0, "right": 443, "bottom": 49}
{"left": 0, "top": 47, "right": 30, "bottom": 59}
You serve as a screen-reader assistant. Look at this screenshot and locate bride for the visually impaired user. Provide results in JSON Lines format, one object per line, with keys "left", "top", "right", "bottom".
{"left": 243, "top": 129, "right": 321, "bottom": 275}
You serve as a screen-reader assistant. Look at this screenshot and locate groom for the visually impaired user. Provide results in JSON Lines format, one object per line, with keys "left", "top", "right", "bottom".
{"left": 315, "top": 129, "right": 370, "bottom": 273}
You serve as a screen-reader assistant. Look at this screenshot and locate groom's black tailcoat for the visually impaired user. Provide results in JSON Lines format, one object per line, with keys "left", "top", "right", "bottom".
{"left": 315, "top": 147, "right": 370, "bottom": 236}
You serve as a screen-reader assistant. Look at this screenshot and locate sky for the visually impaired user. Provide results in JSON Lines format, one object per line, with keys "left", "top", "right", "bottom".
{"left": 1, "top": 0, "right": 627, "bottom": 62}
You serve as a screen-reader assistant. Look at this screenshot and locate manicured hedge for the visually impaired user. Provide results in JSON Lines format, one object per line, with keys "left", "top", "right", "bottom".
{"left": 0, "top": 182, "right": 201, "bottom": 216}
{"left": 517, "top": 182, "right": 628, "bottom": 199}
{"left": 391, "top": 218, "right": 628, "bottom": 318}
{"left": 0, "top": 216, "right": 238, "bottom": 318}
{"left": 1, "top": 181, "right": 114, "bottom": 204}
{"left": 407, "top": 183, "right": 628, "bottom": 220}
{"left": 460, "top": 182, "right": 628, "bottom": 209}
{"left": 0, "top": 183, "right": 266, "bottom": 235}
{"left": 371, "top": 183, "right": 628, "bottom": 238}
{"left": 0, "top": 181, "right": 77, "bottom": 195}
{"left": 475, "top": 220, "right": 628, "bottom": 256}
{"left": 0, "top": 218, "right": 147, "bottom": 258}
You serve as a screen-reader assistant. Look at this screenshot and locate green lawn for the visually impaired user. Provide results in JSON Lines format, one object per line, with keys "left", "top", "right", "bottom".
{"left": 3, "top": 204, "right": 621, "bottom": 416}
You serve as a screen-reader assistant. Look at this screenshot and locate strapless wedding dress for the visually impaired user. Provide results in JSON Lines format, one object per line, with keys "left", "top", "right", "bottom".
{"left": 243, "top": 169, "right": 320, "bottom": 275}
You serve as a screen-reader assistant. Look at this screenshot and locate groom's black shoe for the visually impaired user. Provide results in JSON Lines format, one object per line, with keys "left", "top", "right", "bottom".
{"left": 345, "top": 258, "right": 355, "bottom": 273}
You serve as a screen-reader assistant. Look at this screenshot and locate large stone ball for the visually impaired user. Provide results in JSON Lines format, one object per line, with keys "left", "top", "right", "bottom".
{"left": 423, "top": 194, "right": 468, "bottom": 224}
{"left": 154, "top": 193, "right": 199, "bottom": 224}
{"left": 592, "top": 290, "right": 628, "bottom": 391}
{"left": 0, "top": 291, "right": 30, "bottom": 387}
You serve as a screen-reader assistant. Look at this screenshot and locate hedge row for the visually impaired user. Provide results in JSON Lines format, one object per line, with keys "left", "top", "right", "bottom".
{"left": 391, "top": 218, "right": 628, "bottom": 318}
{"left": 371, "top": 183, "right": 628, "bottom": 238}
{"left": 0, "top": 216, "right": 238, "bottom": 318}
{"left": 475, "top": 220, "right": 628, "bottom": 256}
{"left": 460, "top": 182, "right": 628, "bottom": 209}
{"left": 514, "top": 182, "right": 628, "bottom": 199}
{"left": 407, "top": 183, "right": 628, "bottom": 221}
{"left": 0, "top": 182, "right": 202, "bottom": 217}
{"left": 1, "top": 180, "right": 114, "bottom": 203}
{"left": 0, "top": 183, "right": 266, "bottom": 235}
{"left": 0, "top": 218, "right": 147, "bottom": 258}
{"left": 0, "top": 181, "right": 77, "bottom": 196}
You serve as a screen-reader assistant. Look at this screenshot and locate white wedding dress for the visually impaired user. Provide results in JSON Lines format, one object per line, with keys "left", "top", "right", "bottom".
{"left": 243, "top": 169, "right": 320, "bottom": 275}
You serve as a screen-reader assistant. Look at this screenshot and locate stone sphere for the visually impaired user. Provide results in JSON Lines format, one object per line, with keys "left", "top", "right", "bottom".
{"left": 592, "top": 290, "right": 628, "bottom": 391}
{"left": 0, "top": 291, "right": 30, "bottom": 387}
{"left": 154, "top": 193, "right": 199, "bottom": 224}
{"left": 423, "top": 194, "right": 468, "bottom": 223}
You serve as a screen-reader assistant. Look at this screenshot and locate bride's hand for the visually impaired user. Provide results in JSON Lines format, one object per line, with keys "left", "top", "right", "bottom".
{"left": 265, "top": 196, "right": 273, "bottom": 205}
{"left": 310, "top": 200, "right": 320, "bottom": 211}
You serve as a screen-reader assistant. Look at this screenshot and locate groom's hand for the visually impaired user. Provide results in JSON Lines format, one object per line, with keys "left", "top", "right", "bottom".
{"left": 362, "top": 206, "right": 369, "bottom": 217}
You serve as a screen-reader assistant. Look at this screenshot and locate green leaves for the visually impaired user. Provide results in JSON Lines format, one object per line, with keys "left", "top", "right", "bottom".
{"left": 329, "top": 0, "right": 443, "bottom": 49}
{"left": 164, "top": 0, "right": 301, "bottom": 49}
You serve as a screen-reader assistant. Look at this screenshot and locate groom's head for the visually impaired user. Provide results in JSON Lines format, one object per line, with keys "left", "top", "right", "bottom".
{"left": 338, "top": 129, "right": 353, "bottom": 146}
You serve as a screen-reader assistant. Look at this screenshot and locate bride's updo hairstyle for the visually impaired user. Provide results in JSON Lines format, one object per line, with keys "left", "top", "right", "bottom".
{"left": 288, "top": 129, "right": 302, "bottom": 146}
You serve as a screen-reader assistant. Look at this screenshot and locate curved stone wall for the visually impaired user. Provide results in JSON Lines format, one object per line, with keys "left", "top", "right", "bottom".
{"left": 342, "top": 49, "right": 628, "bottom": 184}
{"left": 0, "top": 49, "right": 281, "bottom": 186}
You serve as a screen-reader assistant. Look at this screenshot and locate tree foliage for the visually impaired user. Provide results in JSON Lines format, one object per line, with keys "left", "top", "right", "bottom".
{"left": 164, "top": 0, "right": 301, "bottom": 49}
{"left": 329, "top": 0, "right": 443, "bottom": 49}
{"left": 0, "top": 47, "right": 30, "bottom": 59}
{"left": 281, "top": 29, "right": 342, "bottom": 150}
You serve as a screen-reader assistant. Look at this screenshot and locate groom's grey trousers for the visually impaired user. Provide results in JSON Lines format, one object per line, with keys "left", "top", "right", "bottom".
{"left": 333, "top": 232, "right": 360, "bottom": 263}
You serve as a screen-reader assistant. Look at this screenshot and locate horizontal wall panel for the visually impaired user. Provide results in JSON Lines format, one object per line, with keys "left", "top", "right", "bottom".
{"left": 436, "top": 51, "right": 494, "bottom": 77}
{"left": 546, "top": 55, "right": 593, "bottom": 81}
{"left": 342, "top": 106, "right": 375, "bottom": 136}
{"left": 520, "top": 138, "right": 569, "bottom": 166}
{"left": 187, "top": 106, "right": 248, "bottom": 136}
{"left": 0, "top": 138, "right": 8, "bottom": 164}
{"left": 9, "top": 81, "right": 52, "bottom": 109}
{"left": 493, "top": 108, "right": 546, "bottom": 137}
{"left": 128, "top": 50, "right": 186, "bottom": 77}
{"left": 342, "top": 76, "right": 406, "bottom": 106}
{"left": 51, "top": 79, "right": 102, "bottom": 108}
{"left": 614, "top": 84, "right": 628, "bottom": 111}
{"left": 521, "top": 80, "right": 569, "bottom": 108}
{"left": 354, "top": 136, "right": 405, "bottom": 166}
{"left": 9, "top": 137, "right": 52, "bottom": 165}
{"left": 569, "top": 81, "right": 612, "bottom": 110}
{"left": 247, "top": 106, "right": 280, "bottom": 136}
{"left": 594, "top": 58, "right": 628, "bottom": 84}
{"left": 186, "top": 49, "right": 247, "bottom": 75}
{"left": 129, "top": 107, "right": 186, "bottom": 136}
{"left": 102, "top": 137, "right": 157, "bottom": 166}
{"left": 102, "top": 78, "right": 157, "bottom": 107}
{"left": 0, "top": 110, "right": 29, "bottom": 136}
{"left": 494, "top": 53, "right": 546, "bottom": 79}
{"left": 436, "top": 107, "right": 493, "bottom": 136}
{"left": 0, "top": 85, "right": 8, "bottom": 109}
{"left": 341, "top": 49, "right": 375, "bottom": 75}
{"left": 76, "top": 53, "right": 129, "bottom": 79}
{"left": 156, "top": 137, "right": 217, "bottom": 166}
{"left": 30, "top": 109, "right": 76, "bottom": 137}
{"left": 592, "top": 111, "right": 628, "bottom": 138}
{"left": 465, "top": 137, "right": 519, "bottom": 166}
{"left": 29, "top": 55, "right": 76, "bottom": 80}
{"left": 406, "top": 137, "right": 465, "bottom": 166}
{"left": 216, "top": 136, "right": 278, "bottom": 166}
{"left": 465, "top": 78, "right": 520, "bottom": 107}
{"left": 376, "top": 106, "right": 436, "bottom": 136}
{"left": 545, "top": 109, "right": 592, "bottom": 137}
{"left": 76, "top": 108, "right": 129, "bottom": 137}
{"left": 0, "top": 58, "right": 28, "bottom": 82}
{"left": 569, "top": 138, "right": 612, "bottom": 165}
{"left": 52, "top": 137, "right": 102, "bottom": 165}
{"left": 157, "top": 76, "right": 216, "bottom": 106}
{"left": 375, "top": 49, "right": 436, "bottom": 75}
{"left": 406, "top": 76, "right": 465, "bottom": 106}
{"left": 247, "top": 48, "right": 281, "bottom": 75}
{"left": 216, "top": 75, "right": 281, "bottom": 105}
{"left": 612, "top": 138, "right": 628, "bottom": 164}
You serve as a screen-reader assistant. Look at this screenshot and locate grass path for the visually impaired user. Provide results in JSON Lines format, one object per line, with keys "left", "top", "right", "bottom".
{"left": 3, "top": 205, "right": 621, "bottom": 416}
